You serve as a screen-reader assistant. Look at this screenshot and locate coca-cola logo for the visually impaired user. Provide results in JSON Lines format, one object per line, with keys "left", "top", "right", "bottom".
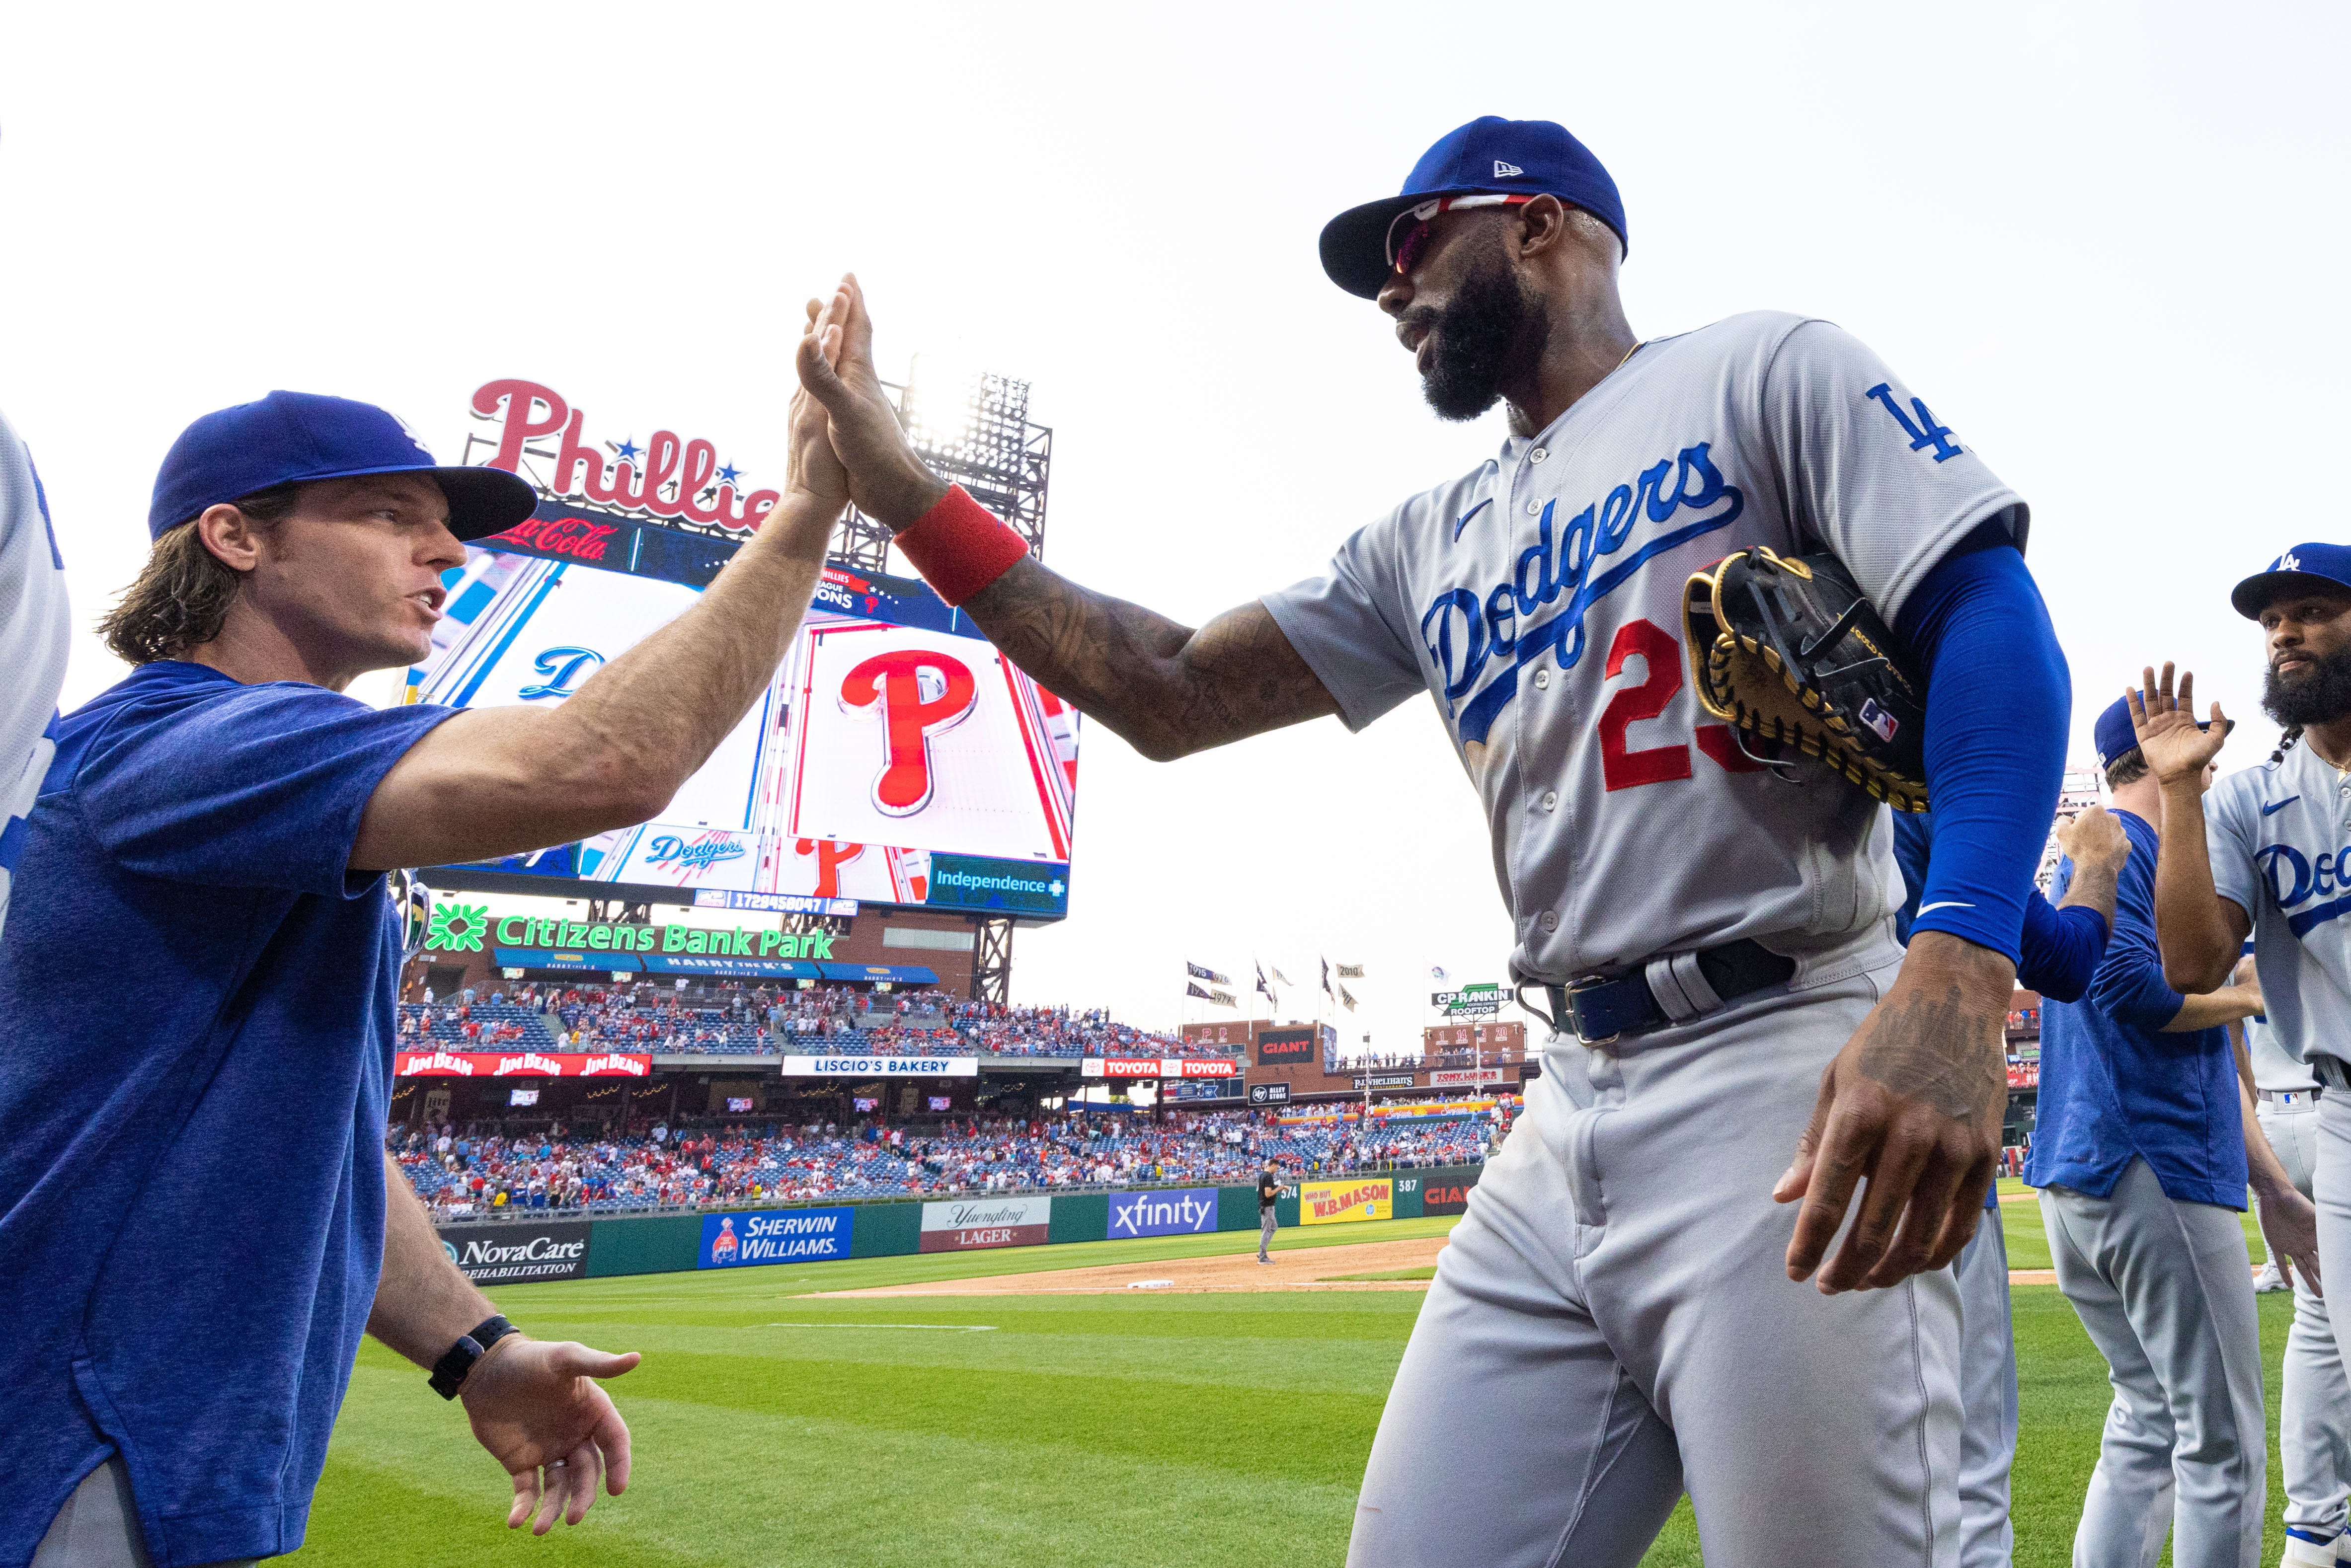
{"left": 470, "top": 378, "right": 779, "bottom": 533}
{"left": 495, "top": 514, "right": 621, "bottom": 562}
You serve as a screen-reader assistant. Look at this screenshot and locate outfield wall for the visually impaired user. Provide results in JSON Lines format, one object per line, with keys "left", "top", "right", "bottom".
{"left": 433, "top": 1165, "right": 1485, "bottom": 1283}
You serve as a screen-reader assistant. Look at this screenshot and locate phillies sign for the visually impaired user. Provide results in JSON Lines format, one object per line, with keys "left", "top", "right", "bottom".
{"left": 394, "top": 1050, "right": 653, "bottom": 1078}
{"left": 470, "top": 378, "right": 780, "bottom": 533}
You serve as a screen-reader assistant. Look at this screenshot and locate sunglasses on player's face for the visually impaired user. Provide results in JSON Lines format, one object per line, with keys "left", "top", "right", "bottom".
{"left": 1386, "top": 193, "right": 1537, "bottom": 278}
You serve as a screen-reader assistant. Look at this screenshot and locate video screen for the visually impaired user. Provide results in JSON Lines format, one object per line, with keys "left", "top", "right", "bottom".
{"left": 404, "top": 503, "right": 1080, "bottom": 917}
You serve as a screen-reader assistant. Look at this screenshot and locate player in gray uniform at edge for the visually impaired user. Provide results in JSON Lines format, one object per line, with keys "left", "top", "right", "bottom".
{"left": 2129, "top": 547, "right": 2351, "bottom": 1568}
{"left": 1896, "top": 803, "right": 2130, "bottom": 1568}
{"left": 796, "top": 116, "right": 2072, "bottom": 1566}
{"left": 2241, "top": 973, "right": 2350, "bottom": 1564}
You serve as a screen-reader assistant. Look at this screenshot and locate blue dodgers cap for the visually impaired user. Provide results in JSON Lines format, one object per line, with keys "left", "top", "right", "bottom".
{"left": 147, "top": 390, "right": 537, "bottom": 543}
{"left": 2229, "top": 543, "right": 2351, "bottom": 620}
{"left": 1319, "top": 116, "right": 1627, "bottom": 299}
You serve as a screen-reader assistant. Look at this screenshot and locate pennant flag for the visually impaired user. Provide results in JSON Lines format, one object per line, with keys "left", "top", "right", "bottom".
{"left": 1185, "top": 961, "right": 1231, "bottom": 985}
{"left": 1209, "top": 989, "right": 1238, "bottom": 1009}
{"left": 1335, "top": 963, "right": 1365, "bottom": 979}
{"left": 1256, "top": 963, "right": 1276, "bottom": 1002}
{"left": 1271, "top": 967, "right": 1294, "bottom": 986}
{"left": 1339, "top": 983, "right": 1358, "bottom": 1012}
{"left": 1185, "top": 982, "right": 1214, "bottom": 1000}
{"left": 1322, "top": 957, "right": 1333, "bottom": 996}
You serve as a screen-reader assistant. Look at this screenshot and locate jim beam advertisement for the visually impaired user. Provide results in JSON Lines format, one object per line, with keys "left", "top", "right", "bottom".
{"left": 438, "top": 1220, "right": 592, "bottom": 1283}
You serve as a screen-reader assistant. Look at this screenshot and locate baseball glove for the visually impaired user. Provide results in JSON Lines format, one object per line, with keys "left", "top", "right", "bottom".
{"left": 1682, "top": 546, "right": 1929, "bottom": 811}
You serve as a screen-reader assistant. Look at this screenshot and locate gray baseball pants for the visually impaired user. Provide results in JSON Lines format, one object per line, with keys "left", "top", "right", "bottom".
{"left": 2295, "top": 1090, "right": 2351, "bottom": 1543}
{"left": 33, "top": 1458, "right": 254, "bottom": 1568}
{"left": 2039, "top": 1159, "right": 2266, "bottom": 1568}
{"left": 1954, "top": 1208, "right": 2019, "bottom": 1568}
{"left": 1259, "top": 1207, "right": 1277, "bottom": 1261}
{"left": 1348, "top": 954, "right": 1968, "bottom": 1567}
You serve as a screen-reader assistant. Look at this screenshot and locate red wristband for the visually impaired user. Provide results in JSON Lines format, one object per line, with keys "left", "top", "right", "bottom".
{"left": 893, "top": 484, "right": 1029, "bottom": 606}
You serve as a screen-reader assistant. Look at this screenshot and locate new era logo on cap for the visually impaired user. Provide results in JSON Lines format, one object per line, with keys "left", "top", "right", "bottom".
{"left": 1493, "top": 159, "right": 1524, "bottom": 177}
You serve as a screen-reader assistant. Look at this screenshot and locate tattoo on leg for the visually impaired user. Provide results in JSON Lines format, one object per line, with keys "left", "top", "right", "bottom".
{"left": 1854, "top": 983, "right": 2003, "bottom": 1120}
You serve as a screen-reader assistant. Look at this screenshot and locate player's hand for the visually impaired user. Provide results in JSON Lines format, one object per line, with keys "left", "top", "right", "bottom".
{"left": 2054, "top": 804, "right": 2128, "bottom": 876}
{"left": 458, "top": 1336, "right": 640, "bottom": 1535}
{"left": 793, "top": 273, "right": 951, "bottom": 527}
{"left": 2125, "top": 663, "right": 2231, "bottom": 786}
{"left": 785, "top": 297, "right": 852, "bottom": 511}
{"left": 1776, "top": 932, "right": 2011, "bottom": 1293}
{"left": 2232, "top": 954, "right": 2266, "bottom": 1015}
{"left": 2257, "top": 1180, "right": 2324, "bottom": 1298}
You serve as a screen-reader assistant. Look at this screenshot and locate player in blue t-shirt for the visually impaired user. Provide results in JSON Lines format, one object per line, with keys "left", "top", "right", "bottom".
{"left": 2026, "top": 697, "right": 2309, "bottom": 1568}
{"left": 0, "top": 315, "right": 854, "bottom": 1568}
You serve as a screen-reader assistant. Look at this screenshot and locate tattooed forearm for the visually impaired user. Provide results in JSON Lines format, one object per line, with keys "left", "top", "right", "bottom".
{"left": 1853, "top": 982, "right": 2006, "bottom": 1121}
{"left": 960, "top": 557, "right": 1340, "bottom": 760}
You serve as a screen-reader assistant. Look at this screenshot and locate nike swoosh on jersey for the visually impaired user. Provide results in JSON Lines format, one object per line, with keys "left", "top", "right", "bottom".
{"left": 1452, "top": 497, "right": 1492, "bottom": 541}
{"left": 1915, "top": 900, "right": 1976, "bottom": 915}
{"left": 2264, "top": 796, "right": 2301, "bottom": 816}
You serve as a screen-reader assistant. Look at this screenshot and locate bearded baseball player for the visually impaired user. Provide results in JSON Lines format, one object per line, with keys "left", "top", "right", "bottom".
{"left": 2131, "top": 552, "right": 2351, "bottom": 1568}
{"left": 798, "top": 116, "right": 2069, "bottom": 1565}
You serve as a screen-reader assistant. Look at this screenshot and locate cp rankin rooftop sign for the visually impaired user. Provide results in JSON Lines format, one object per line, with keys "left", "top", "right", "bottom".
{"left": 471, "top": 377, "right": 780, "bottom": 534}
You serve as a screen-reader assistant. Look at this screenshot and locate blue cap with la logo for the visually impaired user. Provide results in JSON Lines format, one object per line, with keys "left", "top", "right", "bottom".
{"left": 147, "top": 389, "right": 537, "bottom": 542}
{"left": 2229, "top": 543, "right": 2351, "bottom": 620}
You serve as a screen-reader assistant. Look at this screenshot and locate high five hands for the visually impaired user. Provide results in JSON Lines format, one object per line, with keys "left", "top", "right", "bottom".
{"left": 2125, "top": 663, "right": 2232, "bottom": 782}
{"left": 793, "top": 274, "right": 950, "bottom": 528}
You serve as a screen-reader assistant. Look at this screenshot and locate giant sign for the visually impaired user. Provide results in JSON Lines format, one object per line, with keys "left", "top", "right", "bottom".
{"left": 699, "top": 1206, "right": 853, "bottom": 1268}
{"left": 410, "top": 400, "right": 1081, "bottom": 916}
{"left": 919, "top": 1196, "right": 1052, "bottom": 1252}
{"left": 778, "top": 1055, "right": 978, "bottom": 1077}
{"left": 395, "top": 1050, "right": 651, "bottom": 1078}
{"left": 1417, "top": 1165, "right": 1485, "bottom": 1216}
{"left": 1107, "top": 1188, "right": 1219, "bottom": 1239}
{"left": 1255, "top": 1027, "right": 1321, "bottom": 1066}
{"left": 438, "top": 1221, "right": 592, "bottom": 1282}
{"left": 1299, "top": 1178, "right": 1393, "bottom": 1226}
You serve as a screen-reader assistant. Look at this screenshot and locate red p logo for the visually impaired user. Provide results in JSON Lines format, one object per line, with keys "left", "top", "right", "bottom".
{"left": 839, "top": 650, "right": 978, "bottom": 816}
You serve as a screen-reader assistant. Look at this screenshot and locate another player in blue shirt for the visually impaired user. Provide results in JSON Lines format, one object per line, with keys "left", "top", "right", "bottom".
{"left": 1895, "top": 802, "right": 2124, "bottom": 1568}
{"left": 1, "top": 333, "right": 851, "bottom": 1568}
{"left": 2027, "top": 697, "right": 2308, "bottom": 1568}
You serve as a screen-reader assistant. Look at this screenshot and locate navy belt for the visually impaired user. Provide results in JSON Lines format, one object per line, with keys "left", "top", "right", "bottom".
{"left": 1533, "top": 939, "right": 1796, "bottom": 1047}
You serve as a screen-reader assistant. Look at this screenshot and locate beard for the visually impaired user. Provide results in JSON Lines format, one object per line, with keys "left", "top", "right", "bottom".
{"left": 2262, "top": 642, "right": 2351, "bottom": 728}
{"left": 1413, "top": 248, "right": 1550, "bottom": 422}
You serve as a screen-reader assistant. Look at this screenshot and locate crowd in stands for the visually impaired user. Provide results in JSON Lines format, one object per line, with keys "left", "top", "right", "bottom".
{"left": 391, "top": 1104, "right": 1497, "bottom": 1217}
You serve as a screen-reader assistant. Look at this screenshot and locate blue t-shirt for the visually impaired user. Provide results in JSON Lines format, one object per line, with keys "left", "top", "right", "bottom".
{"left": 2024, "top": 809, "right": 2246, "bottom": 1208}
{"left": 0, "top": 661, "right": 455, "bottom": 1567}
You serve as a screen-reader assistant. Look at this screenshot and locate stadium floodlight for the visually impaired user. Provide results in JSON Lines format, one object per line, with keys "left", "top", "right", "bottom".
{"left": 829, "top": 357, "right": 1052, "bottom": 579}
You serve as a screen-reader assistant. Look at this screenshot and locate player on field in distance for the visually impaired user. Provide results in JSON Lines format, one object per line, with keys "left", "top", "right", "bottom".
{"left": 0, "top": 319, "right": 850, "bottom": 1567}
{"left": 800, "top": 115, "right": 2071, "bottom": 1567}
{"left": 2128, "top": 547, "right": 2351, "bottom": 1568}
{"left": 1894, "top": 802, "right": 2128, "bottom": 1568}
{"left": 1257, "top": 1163, "right": 1280, "bottom": 1264}
{"left": 2029, "top": 697, "right": 2304, "bottom": 1568}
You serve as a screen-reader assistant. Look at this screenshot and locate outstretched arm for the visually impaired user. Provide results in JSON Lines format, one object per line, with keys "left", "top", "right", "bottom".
{"left": 795, "top": 274, "right": 1338, "bottom": 761}
{"left": 2128, "top": 663, "right": 2252, "bottom": 992}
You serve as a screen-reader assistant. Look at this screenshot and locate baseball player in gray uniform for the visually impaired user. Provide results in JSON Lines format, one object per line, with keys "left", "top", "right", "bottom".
{"left": 2245, "top": 992, "right": 2351, "bottom": 1562}
{"left": 0, "top": 404, "right": 72, "bottom": 942}
{"left": 2132, "top": 554, "right": 2351, "bottom": 1567}
{"left": 798, "top": 116, "right": 2071, "bottom": 1565}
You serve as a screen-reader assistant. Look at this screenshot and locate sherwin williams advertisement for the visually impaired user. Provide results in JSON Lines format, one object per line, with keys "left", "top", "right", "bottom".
{"left": 919, "top": 1196, "right": 1052, "bottom": 1252}
{"left": 699, "top": 1207, "right": 853, "bottom": 1268}
{"left": 1107, "top": 1189, "right": 1219, "bottom": 1239}
{"left": 1300, "top": 1178, "right": 1393, "bottom": 1226}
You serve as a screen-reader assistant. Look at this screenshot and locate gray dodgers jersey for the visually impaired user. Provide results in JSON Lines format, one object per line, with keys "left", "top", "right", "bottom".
{"left": 2209, "top": 744, "right": 2351, "bottom": 1070}
{"left": 0, "top": 406, "right": 71, "bottom": 942}
{"left": 2244, "top": 1013, "right": 2317, "bottom": 1094}
{"left": 1262, "top": 312, "right": 2026, "bottom": 984}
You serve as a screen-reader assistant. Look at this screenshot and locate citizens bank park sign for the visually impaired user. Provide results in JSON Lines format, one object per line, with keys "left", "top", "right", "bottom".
{"left": 395, "top": 1050, "right": 651, "bottom": 1078}
{"left": 1079, "top": 1057, "right": 1240, "bottom": 1079}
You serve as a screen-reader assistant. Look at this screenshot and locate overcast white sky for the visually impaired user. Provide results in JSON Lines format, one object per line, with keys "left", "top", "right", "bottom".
{"left": 5, "top": 2, "right": 2344, "bottom": 1054}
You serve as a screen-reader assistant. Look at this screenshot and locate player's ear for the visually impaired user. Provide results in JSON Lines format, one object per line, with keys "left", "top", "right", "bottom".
{"left": 193, "top": 502, "right": 267, "bottom": 573}
{"left": 1515, "top": 194, "right": 1571, "bottom": 262}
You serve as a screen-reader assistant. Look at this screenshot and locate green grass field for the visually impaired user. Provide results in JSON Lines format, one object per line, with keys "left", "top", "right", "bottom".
{"left": 286, "top": 1190, "right": 2299, "bottom": 1567}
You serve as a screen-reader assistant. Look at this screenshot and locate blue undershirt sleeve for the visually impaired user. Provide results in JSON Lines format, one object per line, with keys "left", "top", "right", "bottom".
{"left": 2015, "top": 891, "right": 2109, "bottom": 1003}
{"left": 1889, "top": 523, "right": 2069, "bottom": 964}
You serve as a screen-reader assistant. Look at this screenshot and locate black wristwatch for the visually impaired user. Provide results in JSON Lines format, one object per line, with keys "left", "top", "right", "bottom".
{"left": 429, "top": 1314, "right": 519, "bottom": 1400}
